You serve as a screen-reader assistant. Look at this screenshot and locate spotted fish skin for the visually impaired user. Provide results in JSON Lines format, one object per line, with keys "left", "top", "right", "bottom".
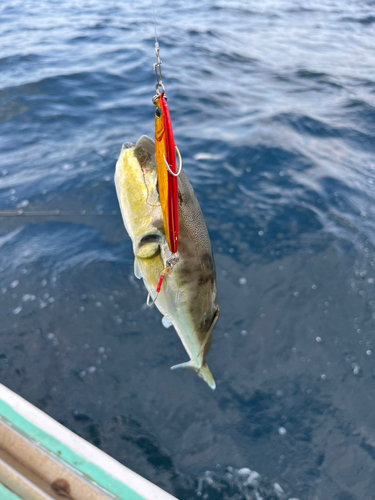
{"left": 115, "top": 135, "right": 219, "bottom": 389}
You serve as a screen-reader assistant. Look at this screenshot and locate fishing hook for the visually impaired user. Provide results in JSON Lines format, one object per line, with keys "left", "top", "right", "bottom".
{"left": 163, "top": 146, "right": 182, "bottom": 177}
{"left": 147, "top": 290, "right": 158, "bottom": 307}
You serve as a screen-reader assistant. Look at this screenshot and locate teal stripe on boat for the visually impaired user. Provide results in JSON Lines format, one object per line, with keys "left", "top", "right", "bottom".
{"left": 0, "top": 399, "right": 145, "bottom": 500}
{"left": 0, "top": 482, "right": 23, "bottom": 500}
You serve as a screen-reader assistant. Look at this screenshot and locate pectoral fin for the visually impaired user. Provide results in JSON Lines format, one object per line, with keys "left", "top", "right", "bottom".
{"left": 162, "top": 315, "right": 173, "bottom": 329}
{"left": 170, "top": 361, "right": 216, "bottom": 390}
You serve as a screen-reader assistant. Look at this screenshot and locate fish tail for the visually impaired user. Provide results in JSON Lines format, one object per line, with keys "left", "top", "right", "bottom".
{"left": 199, "top": 363, "right": 216, "bottom": 390}
{"left": 170, "top": 361, "right": 216, "bottom": 390}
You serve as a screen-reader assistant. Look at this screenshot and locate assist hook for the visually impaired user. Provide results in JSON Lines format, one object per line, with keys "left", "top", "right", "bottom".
{"left": 146, "top": 255, "right": 179, "bottom": 306}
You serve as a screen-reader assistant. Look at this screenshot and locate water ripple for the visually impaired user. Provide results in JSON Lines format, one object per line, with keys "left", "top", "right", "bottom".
{"left": 1, "top": 0, "right": 375, "bottom": 499}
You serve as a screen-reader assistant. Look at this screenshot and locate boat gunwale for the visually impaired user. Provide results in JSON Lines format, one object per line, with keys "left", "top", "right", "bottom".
{"left": 0, "top": 384, "right": 177, "bottom": 500}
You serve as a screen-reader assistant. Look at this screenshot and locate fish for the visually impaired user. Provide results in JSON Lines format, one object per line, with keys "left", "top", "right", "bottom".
{"left": 115, "top": 135, "right": 220, "bottom": 389}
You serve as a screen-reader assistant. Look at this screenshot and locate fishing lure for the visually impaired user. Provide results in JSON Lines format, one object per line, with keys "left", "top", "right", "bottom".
{"left": 152, "top": 43, "right": 181, "bottom": 255}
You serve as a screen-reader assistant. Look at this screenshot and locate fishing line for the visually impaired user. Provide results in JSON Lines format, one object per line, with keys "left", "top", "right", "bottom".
{"left": 152, "top": 0, "right": 158, "bottom": 45}
{"left": 0, "top": 210, "right": 117, "bottom": 217}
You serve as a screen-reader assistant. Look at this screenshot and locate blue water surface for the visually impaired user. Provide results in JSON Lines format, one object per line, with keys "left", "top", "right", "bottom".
{"left": 1, "top": 1, "right": 375, "bottom": 499}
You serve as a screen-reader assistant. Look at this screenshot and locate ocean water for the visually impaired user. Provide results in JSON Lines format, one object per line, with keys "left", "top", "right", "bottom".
{"left": 1, "top": 0, "right": 375, "bottom": 498}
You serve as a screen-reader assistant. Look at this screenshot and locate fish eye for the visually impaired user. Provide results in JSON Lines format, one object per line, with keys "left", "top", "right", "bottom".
{"left": 155, "top": 107, "right": 162, "bottom": 119}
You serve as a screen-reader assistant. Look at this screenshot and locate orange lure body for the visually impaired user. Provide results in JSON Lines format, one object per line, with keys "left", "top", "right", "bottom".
{"left": 154, "top": 93, "right": 179, "bottom": 253}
